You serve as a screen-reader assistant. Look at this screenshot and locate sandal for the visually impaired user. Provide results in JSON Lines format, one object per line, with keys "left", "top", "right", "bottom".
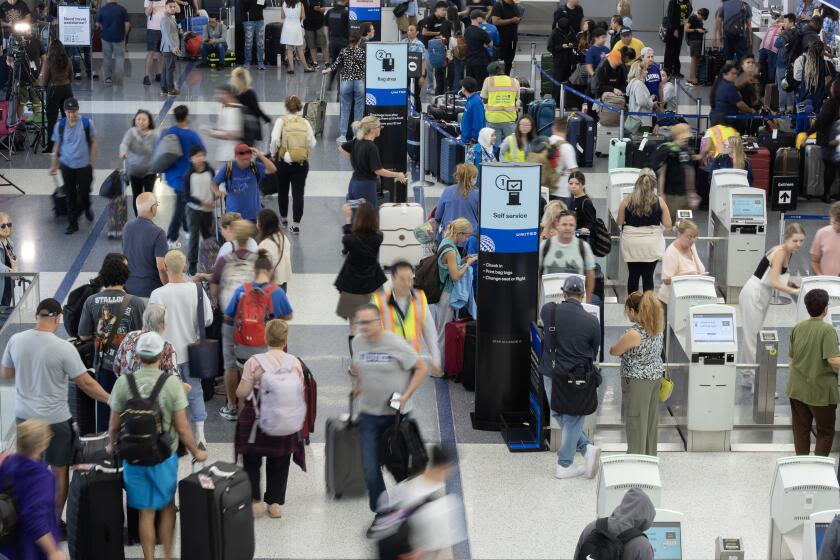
{"left": 287, "top": 69, "right": 295, "bottom": 74}
{"left": 304, "top": 67, "right": 315, "bottom": 73}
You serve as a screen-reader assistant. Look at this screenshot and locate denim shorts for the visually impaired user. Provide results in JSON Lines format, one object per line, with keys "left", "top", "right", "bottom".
{"left": 123, "top": 453, "right": 178, "bottom": 510}
{"left": 146, "top": 29, "right": 162, "bottom": 52}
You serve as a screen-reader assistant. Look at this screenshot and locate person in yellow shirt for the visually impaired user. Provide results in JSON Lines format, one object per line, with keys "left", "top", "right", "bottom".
{"left": 611, "top": 27, "right": 645, "bottom": 66}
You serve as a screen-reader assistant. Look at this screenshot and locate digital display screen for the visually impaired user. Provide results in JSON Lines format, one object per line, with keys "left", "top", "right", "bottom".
{"left": 693, "top": 313, "right": 735, "bottom": 343}
{"left": 645, "top": 524, "right": 682, "bottom": 560}
{"left": 816, "top": 523, "right": 829, "bottom": 555}
{"left": 731, "top": 194, "right": 764, "bottom": 218}
{"left": 831, "top": 315, "right": 840, "bottom": 331}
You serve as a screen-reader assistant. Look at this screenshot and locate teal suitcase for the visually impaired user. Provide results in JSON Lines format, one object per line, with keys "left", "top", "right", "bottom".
{"left": 609, "top": 138, "right": 627, "bottom": 170}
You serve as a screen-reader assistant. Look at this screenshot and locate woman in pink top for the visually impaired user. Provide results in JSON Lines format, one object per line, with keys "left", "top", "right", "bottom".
{"left": 657, "top": 219, "right": 706, "bottom": 306}
{"left": 810, "top": 202, "right": 840, "bottom": 277}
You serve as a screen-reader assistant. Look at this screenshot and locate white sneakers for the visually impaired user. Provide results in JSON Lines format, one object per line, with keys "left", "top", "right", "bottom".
{"left": 554, "top": 444, "right": 601, "bottom": 480}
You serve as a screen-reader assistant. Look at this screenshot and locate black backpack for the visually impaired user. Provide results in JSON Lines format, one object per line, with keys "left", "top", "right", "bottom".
{"left": 779, "top": 27, "right": 803, "bottom": 67}
{"left": 117, "top": 373, "right": 174, "bottom": 466}
{"left": 575, "top": 517, "right": 647, "bottom": 560}
{"left": 380, "top": 415, "right": 429, "bottom": 483}
{"left": 413, "top": 249, "right": 444, "bottom": 305}
{"left": 590, "top": 218, "right": 612, "bottom": 257}
{"left": 63, "top": 279, "right": 100, "bottom": 338}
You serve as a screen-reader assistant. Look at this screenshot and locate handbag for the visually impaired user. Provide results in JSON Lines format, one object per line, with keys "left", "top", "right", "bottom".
{"left": 659, "top": 368, "right": 674, "bottom": 402}
{"left": 186, "top": 284, "right": 221, "bottom": 380}
{"left": 624, "top": 115, "right": 643, "bottom": 135}
{"left": 98, "top": 168, "right": 125, "bottom": 198}
{"left": 148, "top": 133, "right": 183, "bottom": 174}
{"left": 393, "top": 1, "right": 408, "bottom": 17}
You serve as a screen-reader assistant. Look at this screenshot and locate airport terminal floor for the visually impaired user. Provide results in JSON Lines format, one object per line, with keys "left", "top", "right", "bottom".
{"left": 3, "top": 35, "right": 840, "bottom": 560}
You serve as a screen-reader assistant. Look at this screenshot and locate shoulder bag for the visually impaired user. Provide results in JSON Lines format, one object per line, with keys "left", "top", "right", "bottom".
{"left": 187, "top": 283, "right": 221, "bottom": 379}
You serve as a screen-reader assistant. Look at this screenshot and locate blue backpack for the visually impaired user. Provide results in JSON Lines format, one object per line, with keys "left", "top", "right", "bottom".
{"left": 428, "top": 38, "right": 446, "bottom": 69}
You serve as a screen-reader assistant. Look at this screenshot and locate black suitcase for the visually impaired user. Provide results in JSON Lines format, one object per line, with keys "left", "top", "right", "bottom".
{"left": 69, "top": 381, "right": 96, "bottom": 436}
{"left": 75, "top": 432, "right": 111, "bottom": 463}
{"left": 461, "top": 320, "right": 477, "bottom": 391}
{"left": 265, "top": 22, "right": 283, "bottom": 66}
{"left": 179, "top": 461, "right": 255, "bottom": 560}
{"left": 566, "top": 112, "right": 595, "bottom": 167}
{"left": 67, "top": 459, "right": 124, "bottom": 560}
{"left": 519, "top": 87, "right": 535, "bottom": 109}
{"left": 426, "top": 121, "right": 441, "bottom": 180}
{"left": 53, "top": 186, "right": 67, "bottom": 217}
{"left": 758, "top": 128, "right": 797, "bottom": 168}
{"left": 700, "top": 47, "right": 724, "bottom": 86}
{"left": 626, "top": 133, "right": 666, "bottom": 169}
{"left": 408, "top": 113, "right": 421, "bottom": 162}
{"left": 325, "top": 396, "right": 366, "bottom": 499}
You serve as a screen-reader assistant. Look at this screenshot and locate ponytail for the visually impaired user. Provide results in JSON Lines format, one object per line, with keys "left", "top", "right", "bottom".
{"left": 454, "top": 163, "right": 478, "bottom": 198}
{"left": 625, "top": 290, "right": 664, "bottom": 335}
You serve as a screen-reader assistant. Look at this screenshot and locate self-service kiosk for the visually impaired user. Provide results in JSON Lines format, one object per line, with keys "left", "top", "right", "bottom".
{"left": 768, "top": 456, "right": 840, "bottom": 560}
{"left": 708, "top": 187, "right": 767, "bottom": 302}
{"left": 802, "top": 510, "right": 840, "bottom": 560}
{"left": 707, "top": 168, "right": 750, "bottom": 233}
{"left": 796, "top": 277, "right": 840, "bottom": 322}
{"left": 646, "top": 509, "right": 685, "bottom": 560}
{"left": 540, "top": 273, "right": 586, "bottom": 310}
{"left": 596, "top": 455, "right": 662, "bottom": 517}
{"left": 827, "top": 305, "right": 840, "bottom": 337}
{"left": 666, "top": 275, "right": 718, "bottom": 354}
{"left": 667, "top": 304, "right": 738, "bottom": 451}
{"left": 606, "top": 168, "right": 641, "bottom": 285}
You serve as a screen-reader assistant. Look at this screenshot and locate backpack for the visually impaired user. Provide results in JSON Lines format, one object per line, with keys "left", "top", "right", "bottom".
{"left": 58, "top": 116, "right": 92, "bottom": 147}
{"left": 413, "top": 247, "right": 445, "bottom": 305}
{"left": 526, "top": 137, "right": 560, "bottom": 188}
{"left": 234, "top": 282, "right": 277, "bottom": 347}
{"left": 224, "top": 161, "right": 261, "bottom": 193}
{"left": 116, "top": 373, "right": 174, "bottom": 466}
{"left": 779, "top": 27, "right": 803, "bottom": 66}
{"left": 380, "top": 415, "right": 429, "bottom": 483}
{"left": 428, "top": 37, "right": 446, "bottom": 69}
{"left": 372, "top": 493, "right": 440, "bottom": 560}
{"left": 63, "top": 279, "right": 100, "bottom": 338}
{"left": 0, "top": 453, "right": 17, "bottom": 546}
{"left": 220, "top": 251, "right": 258, "bottom": 309}
{"left": 248, "top": 353, "right": 306, "bottom": 439}
{"left": 722, "top": 0, "right": 749, "bottom": 39}
{"left": 575, "top": 517, "right": 647, "bottom": 560}
{"left": 590, "top": 218, "right": 612, "bottom": 257}
{"left": 452, "top": 33, "right": 468, "bottom": 60}
{"left": 277, "top": 115, "right": 311, "bottom": 163}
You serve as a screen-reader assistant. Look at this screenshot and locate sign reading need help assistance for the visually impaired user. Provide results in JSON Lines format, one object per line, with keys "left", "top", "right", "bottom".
{"left": 58, "top": 5, "right": 91, "bottom": 47}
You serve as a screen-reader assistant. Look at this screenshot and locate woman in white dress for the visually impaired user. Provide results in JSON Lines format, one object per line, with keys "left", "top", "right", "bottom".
{"left": 280, "top": 0, "right": 314, "bottom": 74}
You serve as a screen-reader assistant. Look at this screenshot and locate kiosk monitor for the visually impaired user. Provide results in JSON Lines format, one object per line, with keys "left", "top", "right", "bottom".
{"left": 730, "top": 193, "right": 765, "bottom": 221}
{"left": 816, "top": 522, "right": 829, "bottom": 555}
{"left": 645, "top": 522, "right": 683, "bottom": 560}
{"left": 770, "top": 456, "right": 839, "bottom": 535}
{"left": 796, "top": 277, "right": 840, "bottom": 322}
{"left": 692, "top": 313, "right": 736, "bottom": 343}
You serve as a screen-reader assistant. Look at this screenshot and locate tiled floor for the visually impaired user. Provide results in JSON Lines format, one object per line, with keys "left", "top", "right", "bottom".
{"left": 1, "top": 40, "right": 837, "bottom": 559}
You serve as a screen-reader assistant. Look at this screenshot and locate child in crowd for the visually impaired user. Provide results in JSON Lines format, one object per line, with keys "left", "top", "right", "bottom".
{"left": 184, "top": 145, "right": 221, "bottom": 275}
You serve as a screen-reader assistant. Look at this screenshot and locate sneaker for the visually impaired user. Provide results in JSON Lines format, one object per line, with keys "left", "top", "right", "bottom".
{"left": 268, "top": 503, "right": 282, "bottom": 518}
{"left": 584, "top": 444, "right": 601, "bottom": 479}
{"left": 366, "top": 515, "right": 382, "bottom": 538}
{"left": 167, "top": 240, "right": 182, "bottom": 249}
{"left": 154, "top": 73, "right": 161, "bottom": 82}
{"left": 219, "top": 405, "right": 238, "bottom": 421}
{"left": 91, "top": 73, "right": 99, "bottom": 80}
{"left": 243, "top": 64, "right": 251, "bottom": 70}
{"left": 168, "top": 89, "right": 180, "bottom": 96}
{"left": 257, "top": 65, "right": 266, "bottom": 71}
{"left": 143, "top": 76, "right": 151, "bottom": 85}
{"left": 104, "top": 77, "right": 112, "bottom": 84}
{"left": 74, "top": 72, "right": 81, "bottom": 80}
{"left": 289, "top": 225, "right": 300, "bottom": 235}
{"left": 160, "top": 90, "right": 168, "bottom": 96}
{"left": 252, "top": 501, "right": 265, "bottom": 518}
{"left": 554, "top": 463, "right": 585, "bottom": 479}
{"left": 64, "top": 224, "right": 79, "bottom": 235}
{"left": 336, "top": 135, "right": 347, "bottom": 143}
{"left": 280, "top": 217, "right": 289, "bottom": 227}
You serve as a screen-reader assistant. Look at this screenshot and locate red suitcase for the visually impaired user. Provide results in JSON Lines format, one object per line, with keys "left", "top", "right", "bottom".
{"left": 444, "top": 320, "right": 470, "bottom": 378}
{"left": 746, "top": 147, "right": 771, "bottom": 195}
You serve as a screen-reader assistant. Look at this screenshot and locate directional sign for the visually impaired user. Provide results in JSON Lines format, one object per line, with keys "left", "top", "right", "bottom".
{"left": 407, "top": 52, "right": 422, "bottom": 78}
{"left": 771, "top": 175, "right": 798, "bottom": 212}
{"left": 778, "top": 190, "right": 791, "bottom": 203}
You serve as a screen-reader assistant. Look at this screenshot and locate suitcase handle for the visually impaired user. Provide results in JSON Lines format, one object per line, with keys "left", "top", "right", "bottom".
{"left": 207, "top": 465, "right": 237, "bottom": 478}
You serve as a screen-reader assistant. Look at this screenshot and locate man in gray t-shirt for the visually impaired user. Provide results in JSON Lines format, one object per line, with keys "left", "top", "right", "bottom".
{"left": 539, "top": 213, "right": 596, "bottom": 304}
{"left": 1, "top": 298, "right": 110, "bottom": 519}
{"left": 351, "top": 303, "right": 428, "bottom": 517}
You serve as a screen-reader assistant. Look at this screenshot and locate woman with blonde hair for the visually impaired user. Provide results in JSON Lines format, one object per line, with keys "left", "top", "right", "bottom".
{"left": 434, "top": 163, "right": 479, "bottom": 242}
{"left": 617, "top": 168, "right": 672, "bottom": 293}
{"left": 711, "top": 135, "right": 754, "bottom": 184}
{"left": 739, "top": 223, "right": 805, "bottom": 380}
{"left": 617, "top": 0, "right": 632, "bottom": 27}
{"left": 0, "top": 211, "right": 16, "bottom": 306}
{"left": 339, "top": 116, "right": 408, "bottom": 209}
{"left": 230, "top": 67, "right": 271, "bottom": 146}
{"left": 609, "top": 291, "right": 664, "bottom": 456}
{"left": 235, "top": 319, "right": 307, "bottom": 520}
{"left": 625, "top": 60, "right": 655, "bottom": 133}
{"left": 540, "top": 199, "right": 570, "bottom": 239}
{"left": 435, "top": 218, "right": 478, "bottom": 353}
{"left": 658, "top": 219, "right": 705, "bottom": 307}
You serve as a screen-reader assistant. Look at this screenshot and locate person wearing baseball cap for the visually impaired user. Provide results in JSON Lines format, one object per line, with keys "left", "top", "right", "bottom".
{"left": 213, "top": 142, "right": 277, "bottom": 222}
{"left": 49, "top": 97, "right": 97, "bottom": 235}
{"left": 2, "top": 297, "right": 110, "bottom": 521}
{"left": 107, "top": 330, "right": 207, "bottom": 558}
{"left": 537, "top": 274, "right": 602, "bottom": 480}
{"left": 655, "top": 123, "right": 698, "bottom": 221}
{"left": 611, "top": 26, "right": 645, "bottom": 67}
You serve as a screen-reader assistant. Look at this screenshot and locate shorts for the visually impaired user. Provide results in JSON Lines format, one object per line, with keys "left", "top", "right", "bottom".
{"left": 146, "top": 29, "right": 162, "bottom": 52}
{"left": 305, "top": 27, "right": 327, "bottom": 50}
{"left": 17, "top": 417, "right": 78, "bottom": 467}
{"left": 687, "top": 39, "right": 702, "bottom": 58}
{"left": 222, "top": 322, "right": 236, "bottom": 370}
{"left": 123, "top": 453, "right": 178, "bottom": 510}
{"left": 234, "top": 344, "right": 265, "bottom": 368}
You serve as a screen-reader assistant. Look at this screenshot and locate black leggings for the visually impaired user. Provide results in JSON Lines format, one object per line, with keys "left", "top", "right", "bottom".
{"left": 45, "top": 84, "right": 74, "bottom": 151}
{"left": 130, "top": 174, "right": 157, "bottom": 216}
{"left": 627, "top": 261, "right": 657, "bottom": 294}
{"left": 277, "top": 159, "right": 309, "bottom": 224}
{"left": 243, "top": 453, "right": 291, "bottom": 504}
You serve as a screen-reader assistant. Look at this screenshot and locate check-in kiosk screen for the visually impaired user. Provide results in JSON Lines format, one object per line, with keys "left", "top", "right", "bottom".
{"left": 816, "top": 522, "right": 830, "bottom": 555}
{"left": 645, "top": 523, "right": 682, "bottom": 560}
{"left": 731, "top": 194, "right": 764, "bottom": 218}
{"left": 693, "top": 313, "right": 735, "bottom": 343}
{"left": 831, "top": 315, "right": 840, "bottom": 334}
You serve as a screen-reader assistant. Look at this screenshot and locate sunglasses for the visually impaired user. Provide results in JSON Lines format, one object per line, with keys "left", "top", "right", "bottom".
{"left": 237, "top": 150, "right": 252, "bottom": 156}
{"left": 0, "top": 223, "right": 11, "bottom": 228}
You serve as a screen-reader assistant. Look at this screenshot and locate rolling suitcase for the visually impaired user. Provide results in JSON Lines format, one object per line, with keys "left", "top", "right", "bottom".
{"left": 596, "top": 125, "right": 621, "bottom": 156}
{"left": 439, "top": 136, "right": 465, "bottom": 184}
{"left": 69, "top": 381, "right": 96, "bottom": 436}
{"left": 699, "top": 47, "right": 724, "bottom": 86}
{"left": 265, "top": 22, "right": 284, "bottom": 66}
{"left": 108, "top": 195, "right": 127, "bottom": 238}
{"left": 67, "top": 459, "right": 124, "bottom": 560}
{"left": 74, "top": 432, "right": 111, "bottom": 464}
{"left": 303, "top": 73, "right": 327, "bottom": 137}
{"left": 179, "top": 462, "right": 255, "bottom": 560}
{"left": 444, "top": 319, "right": 470, "bottom": 378}
{"left": 626, "top": 133, "right": 665, "bottom": 169}
{"left": 802, "top": 144, "right": 825, "bottom": 198}
{"left": 528, "top": 97, "right": 556, "bottom": 137}
{"left": 379, "top": 203, "right": 425, "bottom": 267}
{"left": 608, "top": 137, "right": 628, "bottom": 170}
{"left": 426, "top": 120, "right": 441, "bottom": 180}
{"left": 325, "top": 396, "right": 366, "bottom": 499}
{"left": 774, "top": 146, "right": 801, "bottom": 177}
{"left": 758, "top": 128, "right": 797, "bottom": 160}
{"left": 745, "top": 146, "right": 771, "bottom": 194}
{"left": 408, "top": 113, "right": 421, "bottom": 161}
{"left": 566, "top": 112, "right": 595, "bottom": 167}
{"left": 461, "top": 320, "right": 477, "bottom": 391}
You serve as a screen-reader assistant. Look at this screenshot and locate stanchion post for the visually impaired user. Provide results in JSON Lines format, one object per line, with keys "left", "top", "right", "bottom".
{"left": 619, "top": 109, "right": 625, "bottom": 137}
{"left": 695, "top": 98, "right": 702, "bottom": 138}
{"left": 530, "top": 43, "right": 537, "bottom": 90}
{"left": 419, "top": 116, "right": 427, "bottom": 184}
{"left": 559, "top": 84, "right": 565, "bottom": 118}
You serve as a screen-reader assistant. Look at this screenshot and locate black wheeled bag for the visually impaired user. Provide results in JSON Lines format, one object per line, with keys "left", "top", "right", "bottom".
{"left": 67, "top": 460, "right": 124, "bottom": 560}
{"left": 325, "top": 396, "right": 366, "bottom": 499}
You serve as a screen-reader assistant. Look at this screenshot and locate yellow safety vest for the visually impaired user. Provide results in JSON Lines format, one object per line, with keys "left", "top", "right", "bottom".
{"left": 485, "top": 75, "right": 518, "bottom": 124}
{"left": 708, "top": 125, "right": 738, "bottom": 157}
{"left": 371, "top": 288, "right": 427, "bottom": 351}
{"left": 503, "top": 134, "right": 525, "bottom": 162}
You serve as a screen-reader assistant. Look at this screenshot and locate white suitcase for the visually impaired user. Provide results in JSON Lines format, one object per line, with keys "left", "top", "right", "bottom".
{"left": 596, "top": 125, "right": 621, "bottom": 156}
{"left": 378, "top": 203, "right": 425, "bottom": 267}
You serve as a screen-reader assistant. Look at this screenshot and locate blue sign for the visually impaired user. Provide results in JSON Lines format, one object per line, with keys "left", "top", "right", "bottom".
{"left": 479, "top": 163, "right": 541, "bottom": 254}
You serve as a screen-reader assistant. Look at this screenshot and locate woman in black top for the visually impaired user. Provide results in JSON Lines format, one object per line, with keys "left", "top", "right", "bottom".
{"left": 547, "top": 17, "right": 576, "bottom": 99}
{"left": 0, "top": 213, "right": 16, "bottom": 306}
{"left": 568, "top": 171, "right": 597, "bottom": 239}
{"left": 39, "top": 40, "right": 74, "bottom": 154}
{"left": 230, "top": 67, "right": 272, "bottom": 146}
{"left": 338, "top": 116, "right": 407, "bottom": 209}
{"left": 809, "top": 80, "right": 840, "bottom": 202}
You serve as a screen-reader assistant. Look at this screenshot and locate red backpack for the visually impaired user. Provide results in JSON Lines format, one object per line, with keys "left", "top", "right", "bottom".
{"left": 233, "top": 283, "right": 277, "bottom": 347}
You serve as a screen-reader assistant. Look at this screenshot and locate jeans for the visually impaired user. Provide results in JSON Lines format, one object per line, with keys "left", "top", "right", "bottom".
{"left": 179, "top": 362, "right": 207, "bottom": 423}
{"left": 277, "top": 159, "right": 309, "bottom": 223}
{"left": 101, "top": 40, "right": 126, "bottom": 82}
{"left": 723, "top": 35, "right": 748, "bottom": 63}
{"left": 348, "top": 178, "right": 379, "bottom": 210}
{"left": 488, "top": 122, "right": 515, "bottom": 147}
{"left": 776, "top": 67, "right": 794, "bottom": 111}
{"left": 451, "top": 59, "right": 464, "bottom": 92}
{"left": 759, "top": 48, "right": 776, "bottom": 85}
{"left": 542, "top": 376, "right": 592, "bottom": 467}
{"left": 60, "top": 164, "right": 93, "bottom": 228}
{"left": 161, "top": 52, "right": 176, "bottom": 92}
{"left": 201, "top": 41, "right": 228, "bottom": 64}
{"left": 68, "top": 46, "right": 92, "bottom": 75}
{"left": 95, "top": 367, "right": 117, "bottom": 433}
{"left": 243, "top": 20, "right": 265, "bottom": 66}
{"left": 187, "top": 208, "right": 214, "bottom": 274}
{"left": 358, "top": 412, "right": 396, "bottom": 511}
{"left": 243, "top": 453, "right": 291, "bottom": 504}
{"left": 167, "top": 190, "right": 188, "bottom": 242}
{"left": 339, "top": 79, "right": 365, "bottom": 139}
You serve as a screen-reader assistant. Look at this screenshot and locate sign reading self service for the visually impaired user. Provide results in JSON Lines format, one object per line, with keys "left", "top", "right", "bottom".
{"left": 474, "top": 162, "right": 541, "bottom": 430}
{"left": 350, "top": 0, "right": 382, "bottom": 41}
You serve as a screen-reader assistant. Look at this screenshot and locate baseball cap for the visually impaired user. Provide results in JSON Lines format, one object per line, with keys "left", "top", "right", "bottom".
{"left": 36, "top": 298, "right": 62, "bottom": 318}
{"left": 619, "top": 27, "right": 632, "bottom": 36}
{"left": 607, "top": 49, "right": 622, "bottom": 66}
{"left": 136, "top": 332, "right": 166, "bottom": 359}
{"left": 63, "top": 97, "right": 80, "bottom": 111}
{"left": 234, "top": 143, "right": 252, "bottom": 160}
{"left": 486, "top": 61, "right": 502, "bottom": 75}
{"left": 562, "top": 275, "right": 586, "bottom": 295}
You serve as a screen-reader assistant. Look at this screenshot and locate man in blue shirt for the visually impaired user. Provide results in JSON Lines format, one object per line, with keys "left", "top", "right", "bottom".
{"left": 584, "top": 28, "right": 609, "bottom": 79}
{"left": 459, "top": 76, "right": 485, "bottom": 145}
{"left": 49, "top": 97, "right": 96, "bottom": 235}
{"left": 641, "top": 47, "right": 661, "bottom": 99}
{"left": 95, "top": 0, "right": 130, "bottom": 84}
{"left": 214, "top": 143, "right": 277, "bottom": 221}
{"left": 774, "top": 13, "right": 797, "bottom": 112}
{"left": 159, "top": 105, "right": 205, "bottom": 248}
{"left": 712, "top": 63, "right": 755, "bottom": 131}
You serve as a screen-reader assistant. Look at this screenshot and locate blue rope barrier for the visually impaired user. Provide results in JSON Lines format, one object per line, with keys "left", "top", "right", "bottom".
{"left": 676, "top": 80, "right": 699, "bottom": 103}
{"left": 782, "top": 214, "right": 830, "bottom": 221}
{"left": 421, "top": 113, "right": 460, "bottom": 142}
